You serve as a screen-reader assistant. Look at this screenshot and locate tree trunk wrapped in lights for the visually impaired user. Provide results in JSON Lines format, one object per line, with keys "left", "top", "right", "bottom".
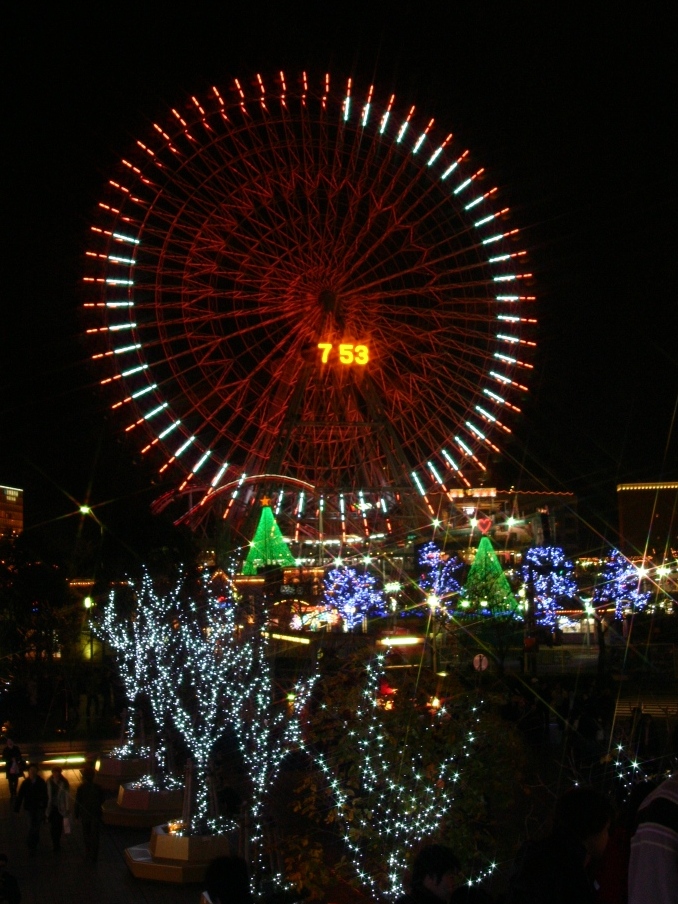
{"left": 95, "top": 574, "right": 159, "bottom": 759}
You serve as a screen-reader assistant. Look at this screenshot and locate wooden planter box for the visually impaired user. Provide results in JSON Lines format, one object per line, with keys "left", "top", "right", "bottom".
{"left": 150, "top": 823, "right": 233, "bottom": 862}
{"left": 96, "top": 755, "right": 151, "bottom": 790}
{"left": 103, "top": 782, "right": 185, "bottom": 828}
{"left": 125, "top": 823, "right": 236, "bottom": 883}
{"left": 117, "top": 783, "right": 184, "bottom": 811}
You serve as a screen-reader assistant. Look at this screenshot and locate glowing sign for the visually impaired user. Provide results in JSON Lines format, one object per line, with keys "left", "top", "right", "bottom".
{"left": 318, "top": 343, "right": 369, "bottom": 365}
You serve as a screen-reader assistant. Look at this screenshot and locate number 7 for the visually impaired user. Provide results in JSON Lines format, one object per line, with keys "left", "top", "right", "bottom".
{"left": 318, "top": 343, "right": 332, "bottom": 363}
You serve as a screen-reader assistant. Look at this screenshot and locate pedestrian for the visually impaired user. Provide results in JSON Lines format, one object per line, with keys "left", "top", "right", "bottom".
{"left": 2, "top": 739, "right": 24, "bottom": 798}
{"left": 0, "top": 852, "right": 21, "bottom": 904}
{"left": 628, "top": 772, "right": 678, "bottom": 904}
{"left": 46, "top": 766, "right": 71, "bottom": 853}
{"left": 14, "top": 764, "right": 48, "bottom": 856}
{"left": 504, "top": 785, "right": 611, "bottom": 904}
{"left": 397, "top": 844, "right": 462, "bottom": 904}
{"left": 74, "top": 766, "right": 104, "bottom": 862}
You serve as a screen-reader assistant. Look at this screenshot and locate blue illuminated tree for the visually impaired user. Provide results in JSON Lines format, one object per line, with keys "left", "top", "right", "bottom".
{"left": 593, "top": 549, "right": 650, "bottom": 619}
{"left": 521, "top": 546, "right": 577, "bottom": 628}
{"left": 417, "top": 542, "right": 462, "bottom": 612}
{"left": 322, "top": 566, "right": 385, "bottom": 630}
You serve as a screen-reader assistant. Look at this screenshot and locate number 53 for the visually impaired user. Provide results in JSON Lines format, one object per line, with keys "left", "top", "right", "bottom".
{"left": 338, "top": 343, "right": 369, "bottom": 365}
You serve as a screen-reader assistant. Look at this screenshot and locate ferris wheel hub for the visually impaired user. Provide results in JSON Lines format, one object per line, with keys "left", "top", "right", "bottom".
{"left": 318, "top": 288, "right": 341, "bottom": 318}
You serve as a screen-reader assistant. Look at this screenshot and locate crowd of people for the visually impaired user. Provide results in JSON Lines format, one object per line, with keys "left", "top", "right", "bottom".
{"left": 1, "top": 737, "right": 106, "bottom": 902}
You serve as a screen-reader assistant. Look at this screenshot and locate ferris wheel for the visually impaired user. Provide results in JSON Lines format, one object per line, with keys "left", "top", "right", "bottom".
{"left": 84, "top": 71, "right": 535, "bottom": 547}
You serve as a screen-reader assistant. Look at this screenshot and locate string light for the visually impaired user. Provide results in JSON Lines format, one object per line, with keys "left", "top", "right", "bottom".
{"left": 310, "top": 654, "right": 483, "bottom": 899}
{"left": 593, "top": 548, "right": 650, "bottom": 618}
{"left": 96, "top": 566, "right": 315, "bottom": 888}
{"left": 521, "top": 546, "right": 577, "bottom": 628}
{"left": 417, "top": 542, "right": 462, "bottom": 615}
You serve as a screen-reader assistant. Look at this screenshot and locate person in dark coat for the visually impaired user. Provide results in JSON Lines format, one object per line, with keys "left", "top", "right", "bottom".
{"left": 504, "top": 785, "right": 611, "bottom": 904}
{"left": 14, "top": 764, "right": 48, "bottom": 855}
{"left": 2, "top": 739, "right": 23, "bottom": 798}
{"left": 397, "top": 844, "right": 462, "bottom": 904}
{"left": 74, "top": 766, "right": 105, "bottom": 862}
{"left": 46, "top": 766, "right": 71, "bottom": 853}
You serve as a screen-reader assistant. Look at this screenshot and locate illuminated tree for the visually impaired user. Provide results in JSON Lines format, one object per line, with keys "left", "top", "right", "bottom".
{"left": 417, "top": 542, "right": 462, "bottom": 611}
{"left": 99, "top": 567, "right": 314, "bottom": 886}
{"left": 149, "top": 585, "right": 251, "bottom": 827}
{"left": 242, "top": 504, "right": 295, "bottom": 575}
{"left": 96, "top": 575, "right": 161, "bottom": 756}
{"left": 520, "top": 546, "right": 577, "bottom": 628}
{"left": 463, "top": 536, "right": 518, "bottom": 614}
{"left": 461, "top": 536, "right": 521, "bottom": 670}
{"left": 229, "top": 616, "right": 314, "bottom": 879}
{"left": 322, "top": 566, "right": 385, "bottom": 630}
{"left": 297, "top": 654, "right": 521, "bottom": 900}
{"left": 593, "top": 549, "right": 650, "bottom": 619}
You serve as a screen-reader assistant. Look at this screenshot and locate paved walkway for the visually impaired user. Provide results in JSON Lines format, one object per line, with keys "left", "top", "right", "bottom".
{"left": 0, "top": 766, "right": 202, "bottom": 904}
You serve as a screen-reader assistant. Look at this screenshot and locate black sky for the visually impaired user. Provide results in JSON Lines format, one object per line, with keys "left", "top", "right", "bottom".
{"left": 2, "top": 3, "right": 676, "bottom": 562}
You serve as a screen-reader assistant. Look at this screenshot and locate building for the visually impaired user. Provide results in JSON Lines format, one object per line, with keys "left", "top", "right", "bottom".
{"left": 617, "top": 482, "right": 678, "bottom": 562}
{"left": 441, "top": 487, "right": 579, "bottom": 558}
{"left": 0, "top": 485, "right": 23, "bottom": 538}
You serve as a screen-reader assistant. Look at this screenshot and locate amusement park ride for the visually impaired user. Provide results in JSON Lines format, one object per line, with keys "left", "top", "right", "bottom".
{"left": 84, "top": 71, "right": 536, "bottom": 569}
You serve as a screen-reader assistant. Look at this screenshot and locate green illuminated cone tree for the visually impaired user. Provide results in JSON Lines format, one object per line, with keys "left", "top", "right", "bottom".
{"left": 464, "top": 536, "right": 519, "bottom": 613}
{"left": 461, "top": 535, "right": 521, "bottom": 670}
{"left": 242, "top": 504, "right": 296, "bottom": 574}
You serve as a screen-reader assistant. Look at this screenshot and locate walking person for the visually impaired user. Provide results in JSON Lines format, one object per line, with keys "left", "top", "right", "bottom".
{"left": 74, "top": 766, "right": 104, "bottom": 862}
{"left": 14, "top": 765, "right": 48, "bottom": 856}
{"left": 2, "top": 739, "right": 24, "bottom": 799}
{"left": 46, "top": 767, "right": 71, "bottom": 853}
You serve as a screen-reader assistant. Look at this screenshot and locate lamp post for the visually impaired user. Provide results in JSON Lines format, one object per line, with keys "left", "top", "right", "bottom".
{"left": 83, "top": 595, "right": 94, "bottom": 661}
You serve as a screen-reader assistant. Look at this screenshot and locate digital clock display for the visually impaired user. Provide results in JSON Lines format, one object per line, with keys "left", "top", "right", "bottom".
{"left": 318, "top": 342, "right": 369, "bottom": 365}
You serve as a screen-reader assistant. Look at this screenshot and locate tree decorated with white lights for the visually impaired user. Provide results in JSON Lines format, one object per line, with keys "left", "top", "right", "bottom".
{"left": 150, "top": 585, "right": 251, "bottom": 829}
{"left": 322, "top": 566, "right": 385, "bottom": 630}
{"left": 593, "top": 548, "right": 650, "bottom": 619}
{"left": 520, "top": 546, "right": 577, "bottom": 628}
{"left": 96, "top": 572, "right": 165, "bottom": 757}
{"left": 297, "top": 653, "right": 522, "bottom": 900}
{"left": 99, "top": 568, "right": 315, "bottom": 896}
{"left": 417, "top": 542, "right": 462, "bottom": 612}
{"left": 229, "top": 615, "right": 315, "bottom": 877}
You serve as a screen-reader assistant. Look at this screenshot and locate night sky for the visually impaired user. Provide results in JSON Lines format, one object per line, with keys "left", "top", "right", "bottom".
{"left": 3, "top": 4, "right": 676, "bottom": 564}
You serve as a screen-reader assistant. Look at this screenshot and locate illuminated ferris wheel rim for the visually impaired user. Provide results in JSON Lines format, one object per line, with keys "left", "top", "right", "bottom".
{"left": 85, "top": 70, "right": 536, "bottom": 525}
